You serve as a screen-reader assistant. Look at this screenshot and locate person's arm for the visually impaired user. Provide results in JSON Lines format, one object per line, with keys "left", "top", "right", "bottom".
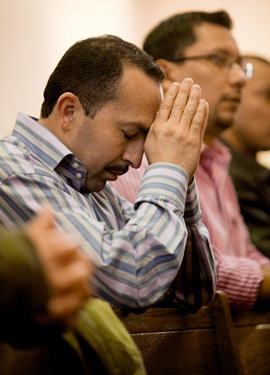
{"left": 169, "top": 178, "right": 217, "bottom": 312}
{"left": 110, "top": 151, "right": 216, "bottom": 310}
{"left": 0, "top": 209, "right": 92, "bottom": 346}
{"left": 113, "top": 163, "right": 216, "bottom": 312}
{"left": 212, "top": 221, "right": 269, "bottom": 310}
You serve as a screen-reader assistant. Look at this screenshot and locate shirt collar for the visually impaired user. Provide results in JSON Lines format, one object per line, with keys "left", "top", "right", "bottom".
{"left": 14, "top": 112, "right": 71, "bottom": 169}
{"left": 13, "top": 112, "right": 87, "bottom": 192}
{"left": 199, "top": 139, "right": 232, "bottom": 186}
{"left": 201, "top": 138, "right": 231, "bottom": 167}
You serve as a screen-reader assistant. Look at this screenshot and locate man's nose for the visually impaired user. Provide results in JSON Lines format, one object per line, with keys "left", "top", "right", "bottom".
{"left": 123, "top": 141, "right": 145, "bottom": 169}
{"left": 229, "top": 63, "right": 248, "bottom": 87}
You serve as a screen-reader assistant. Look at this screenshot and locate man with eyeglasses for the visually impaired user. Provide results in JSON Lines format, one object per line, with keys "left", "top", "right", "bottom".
{"left": 111, "top": 10, "right": 270, "bottom": 311}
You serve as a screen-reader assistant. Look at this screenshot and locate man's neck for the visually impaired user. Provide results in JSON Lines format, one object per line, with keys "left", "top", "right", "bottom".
{"left": 220, "top": 131, "right": 256, "bottom": 158}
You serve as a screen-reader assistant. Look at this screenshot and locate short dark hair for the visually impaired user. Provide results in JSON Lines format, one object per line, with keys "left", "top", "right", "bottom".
{"left": 41, "top": 34, "right": 164, "bottom": 118}
{"left": 143, "top": 10, "right": 233, "bottom": 61}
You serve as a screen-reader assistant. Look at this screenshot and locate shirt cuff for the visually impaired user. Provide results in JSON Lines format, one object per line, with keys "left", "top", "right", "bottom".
{"left": 184, "top": 176, "right": 203, "bottom": 225}
{"left": 134, "top": 163, "right": 189, "bottom": 215}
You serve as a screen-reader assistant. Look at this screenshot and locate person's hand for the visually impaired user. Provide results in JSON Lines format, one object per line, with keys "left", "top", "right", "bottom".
{"left": 144, "top": 78, "right": 209, "bottom": 179}
{"left": 25, "top": 208, "right": 93, "bottom": 326}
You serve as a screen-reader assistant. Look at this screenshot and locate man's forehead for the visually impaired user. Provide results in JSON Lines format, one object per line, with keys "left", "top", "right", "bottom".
{"left": 186, "top": 23, "right": 239, "bottom": 55}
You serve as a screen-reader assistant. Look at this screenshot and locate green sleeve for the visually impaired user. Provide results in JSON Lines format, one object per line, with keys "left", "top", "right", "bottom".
{"left": 0, "top": 229, "right": 53, "bottom": 346}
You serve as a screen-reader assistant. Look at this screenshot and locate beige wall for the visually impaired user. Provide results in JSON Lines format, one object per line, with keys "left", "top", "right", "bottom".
{"left": 1, "top": 0, "right": 270, "bottom": 158}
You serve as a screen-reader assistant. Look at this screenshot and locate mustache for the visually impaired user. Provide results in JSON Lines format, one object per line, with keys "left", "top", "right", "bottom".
{"left": 221, "top": 90, "right": 242, "bottom": 102}
{"left": 106, "top": 164, "right": 129, "bottom": 175}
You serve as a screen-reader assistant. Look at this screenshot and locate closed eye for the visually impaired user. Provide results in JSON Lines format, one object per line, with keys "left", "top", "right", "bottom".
{"left": 208, "top": 54, "right": 228, "bottom": 67}
{"left": 122, "top": 132, "right": 133, "bottom": 140}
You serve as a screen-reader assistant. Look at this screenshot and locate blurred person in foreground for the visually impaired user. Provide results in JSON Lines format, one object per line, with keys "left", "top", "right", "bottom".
{"left": 0, "top": 209, "right": 146, "bottom": 375}
{"left": 220, "top": 55, "right": 270, "bottom": 257}
{"left": 0, "top": 34, "right": 216, "bottom": 312}
{"left": 111, "top": 10, "right": 270, "bottom": 311}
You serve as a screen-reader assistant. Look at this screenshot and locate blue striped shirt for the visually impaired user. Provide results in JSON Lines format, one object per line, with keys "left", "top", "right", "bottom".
{"left": 0, "top": 113, "right": 216, "bottom": 309}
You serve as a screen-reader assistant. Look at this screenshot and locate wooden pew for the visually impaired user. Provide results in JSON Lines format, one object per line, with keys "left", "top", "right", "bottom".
{"left": 232, "top": 307, "right": 270, "bottom": 375}
{"left": 118, "top": 291, "right": 244, "bottom": 375}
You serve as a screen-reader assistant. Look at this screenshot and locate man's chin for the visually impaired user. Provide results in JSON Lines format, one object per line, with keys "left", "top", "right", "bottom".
{"left": 86, "top": 181, "right": 106, "bottom": 193}
{"left": 217, "top": 113, "right": 235, "bottom": 131}
{"left": 220, "top": 120, "right": 233, "bottom": 131}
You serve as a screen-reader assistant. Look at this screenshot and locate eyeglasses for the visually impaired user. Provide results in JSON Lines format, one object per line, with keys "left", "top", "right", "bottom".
{"left": 168, "top": 54, "right": 253, "bottom": 79}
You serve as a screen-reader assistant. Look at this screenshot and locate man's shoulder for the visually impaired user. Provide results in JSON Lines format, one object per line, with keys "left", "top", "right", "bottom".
{"left": 0, "top": 138, "right": 37, "bottom": 178}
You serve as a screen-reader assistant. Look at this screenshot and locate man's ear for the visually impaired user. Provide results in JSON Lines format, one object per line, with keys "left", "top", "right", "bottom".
{"left": 156, "top": 59, "right": 176, "bottom": 92}
{"left": 56, "top": 92, "right": 79, "bottom": 131}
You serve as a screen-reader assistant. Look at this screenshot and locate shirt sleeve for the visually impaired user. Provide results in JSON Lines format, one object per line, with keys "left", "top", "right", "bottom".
{"left": 215, "top": 249, "right": 264, "bottom": 310}
{"left": 0, "top": 229, "right": 53, "bottom": 346}
{"left": 131, "top": 164, "right": 217, "bottom": 312}
{"left": 215, "top": 186, "right": 269, "bottom": 310}
{"left": 170, "top": 178, "right": 217, "bottom": 312}
{"left": 215, "top": 223, "right": 269, "bottom": 310}
{"left": 0, "top": 162, "right": 216, "bottom": 311}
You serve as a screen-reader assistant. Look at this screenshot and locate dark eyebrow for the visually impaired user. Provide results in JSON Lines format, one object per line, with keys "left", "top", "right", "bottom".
{"left": 123, "top": 122, "right": 150, "bottom": 136}
{"left": 208, "top": 48, "right": 240, "bottom": 58}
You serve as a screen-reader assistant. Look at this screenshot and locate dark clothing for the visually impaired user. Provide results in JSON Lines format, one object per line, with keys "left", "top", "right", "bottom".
{"left": 224, "top": 144, "right": 270, "bottom": 258}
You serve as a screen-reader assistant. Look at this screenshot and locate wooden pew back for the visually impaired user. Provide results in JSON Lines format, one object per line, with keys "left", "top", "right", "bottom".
{"left": 232, "top": 308, "right": 270, "bottom": 375}
{"left": 118, "top": 291, "right": 244, "bottom": 375}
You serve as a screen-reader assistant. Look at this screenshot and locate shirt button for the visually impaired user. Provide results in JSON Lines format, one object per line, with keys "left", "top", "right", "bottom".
{"left": 76, "top": 172, "right": 82, "bottom": 179}
{"left": 72, "top": 162, "right": 79, "bottom": 168}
